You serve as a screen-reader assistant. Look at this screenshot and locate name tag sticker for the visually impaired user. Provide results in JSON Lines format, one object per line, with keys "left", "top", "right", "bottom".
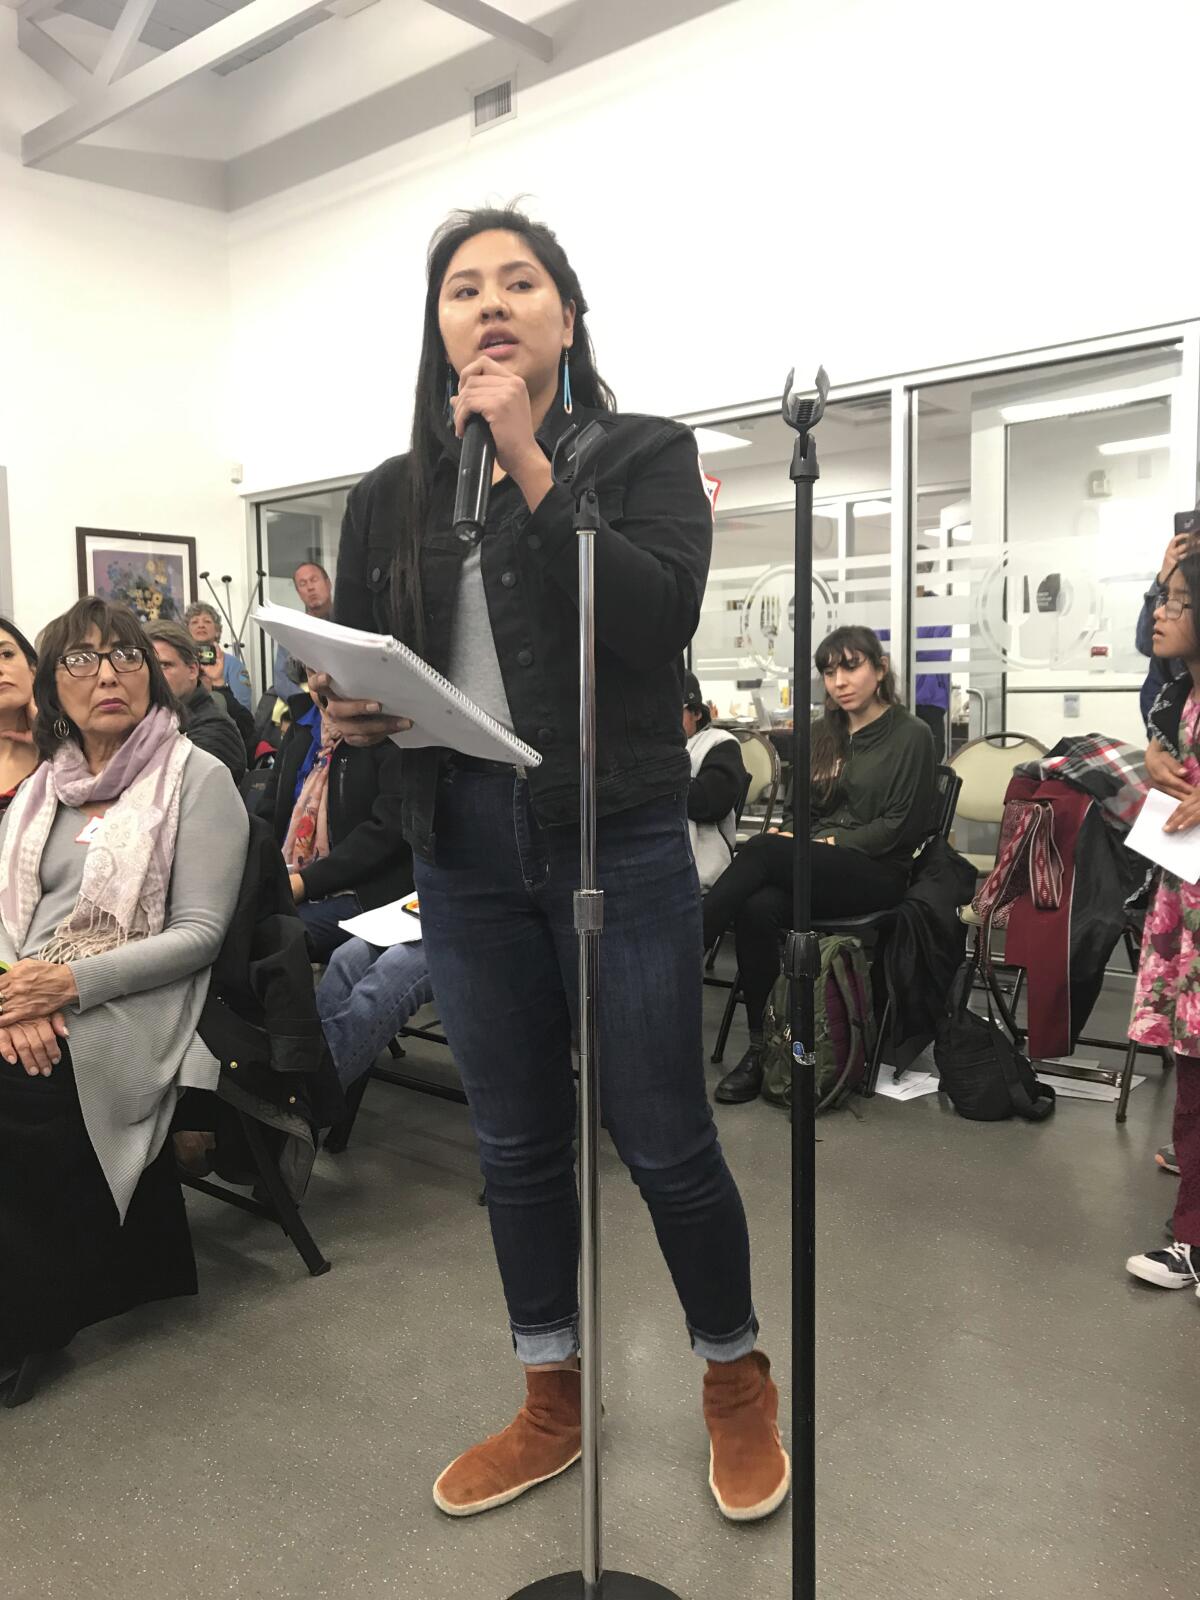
{"left": 75, "top": 816, "right": 103, "bottom": 845}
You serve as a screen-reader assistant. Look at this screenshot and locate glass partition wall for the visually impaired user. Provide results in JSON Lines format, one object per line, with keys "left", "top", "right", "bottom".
{"left": 253, "top": 485, "right": 350, "bottom": 694}
{"left": 687, "top": 330, "right": 1200, "bottom": 769}
{"left": 245, "top": 329, "right": 1200, "bottom": 736}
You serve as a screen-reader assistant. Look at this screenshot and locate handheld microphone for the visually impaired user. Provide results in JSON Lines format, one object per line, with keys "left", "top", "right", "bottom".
{"left": 453, "top": 415, "right": 496, "bottom": 539}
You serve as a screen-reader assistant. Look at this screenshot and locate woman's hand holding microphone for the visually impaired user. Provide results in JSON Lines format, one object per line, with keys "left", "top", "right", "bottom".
{"left": 311, "top": 355, "right": 551, "bottom": 745}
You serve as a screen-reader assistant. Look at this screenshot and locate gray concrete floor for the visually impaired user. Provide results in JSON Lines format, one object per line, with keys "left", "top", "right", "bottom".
{"left": 2, "top": 963, "right": 1196, "bottom": 1600}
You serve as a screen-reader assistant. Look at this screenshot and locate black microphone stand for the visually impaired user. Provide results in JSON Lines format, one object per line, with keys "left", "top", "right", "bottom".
{"left": 782, "top": 365, "right": 830, "bottom": 1600}
{"left": 508, "top": 420, "right": 679, "bottom": 1600}
{"left": 198, "top": 568, "right": 264, "bottom": 671}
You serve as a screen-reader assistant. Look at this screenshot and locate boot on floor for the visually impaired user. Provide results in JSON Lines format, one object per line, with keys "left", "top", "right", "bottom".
{"left": 703, "top": 1350, "right": 791, "bottom": 1521}
{"left": 434, "top": 1368, "right": 582, "bottom": 1517}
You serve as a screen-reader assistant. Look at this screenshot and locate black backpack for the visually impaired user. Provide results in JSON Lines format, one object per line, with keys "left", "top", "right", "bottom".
{"left": 934, "top": 960, "right": 1056, "bottom": 1122}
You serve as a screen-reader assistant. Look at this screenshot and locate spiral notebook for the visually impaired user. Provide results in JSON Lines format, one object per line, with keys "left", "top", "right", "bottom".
{"left": 253, "top": 604, "right": 542, "bottom": 768}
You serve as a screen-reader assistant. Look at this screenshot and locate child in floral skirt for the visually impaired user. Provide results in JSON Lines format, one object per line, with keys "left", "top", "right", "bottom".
{"left": 1128, "top": 552, "right": 1200, "bottom": 1295}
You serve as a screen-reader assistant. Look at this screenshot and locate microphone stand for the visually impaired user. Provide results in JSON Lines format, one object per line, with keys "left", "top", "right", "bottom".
{"left": 198, "top": 569, "right": 264, "bottom": 667}
{"left": 782, "top": 366, "right": 830, "bottom": 1600}
{"left": 508, "top": 421, "right": 679, "bottom": 1600}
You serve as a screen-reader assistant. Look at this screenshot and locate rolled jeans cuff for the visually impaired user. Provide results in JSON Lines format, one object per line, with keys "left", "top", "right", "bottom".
{"left": 511, "top": 1317, "right": 580, "bottom": 1365}
{"left": 689, "top": 1309, "right": 759, "bottom": 1363}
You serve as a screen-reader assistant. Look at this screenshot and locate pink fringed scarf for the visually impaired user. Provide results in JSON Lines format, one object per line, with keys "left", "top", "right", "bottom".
{"left": 0, "top": 704, "right": 190, "bottom": 962}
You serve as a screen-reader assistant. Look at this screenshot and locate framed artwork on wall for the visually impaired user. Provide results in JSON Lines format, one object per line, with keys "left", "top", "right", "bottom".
{"left": 76, "top": 528, "right": 198, "bottom": 623}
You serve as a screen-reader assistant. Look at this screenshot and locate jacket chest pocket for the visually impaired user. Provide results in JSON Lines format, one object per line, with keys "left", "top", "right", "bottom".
{"left": 598, "top": 487, "right": 625, "bottom": 529}
{"left": 365, "top": 547, "right": 392, "bottom": 597}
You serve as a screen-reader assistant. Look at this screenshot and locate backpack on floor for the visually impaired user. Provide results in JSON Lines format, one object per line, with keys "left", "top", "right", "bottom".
{"left": 760, "top": 934, "right": 877, "bottom": 1113}
{"left": 933, "top": 959, "right": 1056, "bottom": 1122}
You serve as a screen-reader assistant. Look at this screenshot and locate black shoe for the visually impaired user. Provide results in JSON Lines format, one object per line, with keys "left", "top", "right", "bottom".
{"left": 1125, "top": 1241, "right": 1200, "bottom": 1289}
{"left": 715, "top": 1047, "right": 765, "bottom": 1104}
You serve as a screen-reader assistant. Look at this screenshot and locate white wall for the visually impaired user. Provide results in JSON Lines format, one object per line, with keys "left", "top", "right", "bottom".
{"left": 0, "top": 15, "right": 247, "bottom": 643}
{"left": 227, "top": 0, "right": 1200, "bottom": 493}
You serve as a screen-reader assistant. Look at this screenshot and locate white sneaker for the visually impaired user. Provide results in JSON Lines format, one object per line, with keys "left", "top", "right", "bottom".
{"left": 1126, "top": 1241, "right": 1200, "bottom": 1289}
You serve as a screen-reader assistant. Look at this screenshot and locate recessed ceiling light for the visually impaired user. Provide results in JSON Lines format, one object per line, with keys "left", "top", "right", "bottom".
{"left": 1000, "top": 381, "right": 1172, "bottom": 424}
{"left": 692, "top": 426, "right": 752, "bottom": 456}
{"left": 1096, "top": 434, "right": 1171, "bottom": 456}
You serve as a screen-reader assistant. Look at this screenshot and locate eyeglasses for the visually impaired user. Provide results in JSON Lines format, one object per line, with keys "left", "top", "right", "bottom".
{"left": 1154, "top": 588, "right": 1194, "bottom": 621}
{"left": 58, "top": 646, "right": 147, "bottom": 678}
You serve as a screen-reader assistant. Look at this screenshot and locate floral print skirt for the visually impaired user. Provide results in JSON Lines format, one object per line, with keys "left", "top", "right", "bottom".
{"left": 1130, "top": 693, "right": 1200, "bottom": 1053}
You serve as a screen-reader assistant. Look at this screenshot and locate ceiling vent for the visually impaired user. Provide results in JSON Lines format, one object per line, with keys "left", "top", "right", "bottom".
{"left": 472, "top": 78, "right": 516, "bottom": 133}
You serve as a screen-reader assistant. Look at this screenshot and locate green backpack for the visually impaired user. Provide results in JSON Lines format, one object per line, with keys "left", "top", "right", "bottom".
{"left": 760, "top": 934, "right": 878, "bottom": 1113}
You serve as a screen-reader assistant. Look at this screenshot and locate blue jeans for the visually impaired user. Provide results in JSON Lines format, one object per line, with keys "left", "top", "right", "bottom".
{"left": 316, "top": 937, "right": 433, "bottom": 1089}
{"left": 413, "top": 768, "right": 757, "bottom": 1365}
{"left": 299, "top": 892, "right": 360, "bottom": 963}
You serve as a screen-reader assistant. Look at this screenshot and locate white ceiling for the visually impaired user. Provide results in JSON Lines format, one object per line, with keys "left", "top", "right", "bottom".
{"left": 17, "top": 0, "right": 739, "bottom": 207}
{"left": 58, "top": 0, "right": 330, "bottom": 72}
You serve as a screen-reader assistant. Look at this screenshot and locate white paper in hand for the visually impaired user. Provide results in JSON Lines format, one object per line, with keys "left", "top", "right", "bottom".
{"left": 1126, "top": 787, "right": 1200, "bottom": 885}
{"left": 338, "top": 897, "right": 424, "bottom": 948}
{"left": 254, "top": 603, "right": 541, "bottom": 768}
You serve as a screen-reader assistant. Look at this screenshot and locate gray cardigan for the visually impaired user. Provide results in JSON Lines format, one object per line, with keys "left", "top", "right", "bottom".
{"left": 0, "top": 743, "right": 248, "bottom": 1219}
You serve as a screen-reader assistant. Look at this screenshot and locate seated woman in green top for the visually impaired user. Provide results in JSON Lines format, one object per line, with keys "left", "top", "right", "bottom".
{"left": 701, "top": 624, "right": 935, "bottom": 1104}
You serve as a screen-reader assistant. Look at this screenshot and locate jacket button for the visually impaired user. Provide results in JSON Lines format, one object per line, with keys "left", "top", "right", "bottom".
{"left": 517, "top": 648, "right": 534, "bottom": 667}
{"left": 538, "top": 727, "right": 554, "bottom": 745}
{"left": 501, "top": 570, "right": 517, "bottom": 588}
{"left": 527, "top": 534, "right": 542, "bottom": 551}
{"left": 458, "top": 529, "right": 478, "bottom": 545}
{"left": 229, "top": 1061, "right": 238, "bottom": 1070}
{"left": 370, "top": 566, "right": 382, "bottom": 582}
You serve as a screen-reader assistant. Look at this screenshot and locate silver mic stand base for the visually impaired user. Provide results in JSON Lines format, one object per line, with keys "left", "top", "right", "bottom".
{"left": 509, "top": 1575, "right": 682, "bottom": 1598}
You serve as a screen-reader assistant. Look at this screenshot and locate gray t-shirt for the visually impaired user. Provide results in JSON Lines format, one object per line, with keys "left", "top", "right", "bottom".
{"left": 444, "top": 544, "right": 515, "bottom": 730}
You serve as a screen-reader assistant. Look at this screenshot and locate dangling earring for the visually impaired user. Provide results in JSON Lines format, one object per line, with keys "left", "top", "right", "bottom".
{"left": 561, "top": 348, "right": 573, "bottom": 415}
{"left": 53, "top": 716, "right": 70, "bottom": 741}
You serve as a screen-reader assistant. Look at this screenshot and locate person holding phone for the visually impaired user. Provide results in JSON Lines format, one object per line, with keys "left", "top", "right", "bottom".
{"left": 311, "top": 206, "right": 787, "bottom": 1526}
{"left": 184, "top": 602, "right": 253, "bottom": 714}
{"left": 1137, "top": 511, "right": 1200, "bottom": 726}
{"left": 1125, "top": 555, "right": 1200, "bottom": 1296}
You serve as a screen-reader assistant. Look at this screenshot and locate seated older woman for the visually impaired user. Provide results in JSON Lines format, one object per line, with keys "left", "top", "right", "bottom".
{"left": 0, "top": 598, "right": 248, "bottom": 1381}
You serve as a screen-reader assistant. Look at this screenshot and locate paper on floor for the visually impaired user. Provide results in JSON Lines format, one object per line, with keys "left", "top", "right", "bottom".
{"left": 338, "top": 897, "right": 424, "bottom": 948}
{"left": 873, "top": 1070, "right": 941, "bottom": 1102}
{"left": 1126, "top": 787, "right": 1200, "bottom": 884}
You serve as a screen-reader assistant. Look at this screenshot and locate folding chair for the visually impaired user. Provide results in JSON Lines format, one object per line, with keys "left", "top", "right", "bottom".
{"left": 180, "top": 1102, "right": 332, "bottom": 1277}
{"left": 710, "top": 764, "right": 962, "bottom": 1098}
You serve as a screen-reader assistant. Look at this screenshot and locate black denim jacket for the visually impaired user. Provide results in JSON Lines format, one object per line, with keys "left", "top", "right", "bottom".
{"left": 334, "top": 402, "right": 712, "bottom": 862}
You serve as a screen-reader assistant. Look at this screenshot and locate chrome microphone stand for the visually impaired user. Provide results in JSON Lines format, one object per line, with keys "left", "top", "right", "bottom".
{"left": 508, "top": 421, "right": 679, "bottom": 1600}
{"left": 781, "top": 366, "right": 830, "bottom": 1600}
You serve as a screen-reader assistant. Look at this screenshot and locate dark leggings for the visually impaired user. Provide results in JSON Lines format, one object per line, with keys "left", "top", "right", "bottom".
{"left": 702, "top": 834, "right": 908, "bottom": 1031}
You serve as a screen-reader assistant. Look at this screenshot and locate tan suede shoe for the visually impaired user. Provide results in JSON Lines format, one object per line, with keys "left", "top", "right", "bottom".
{"left": 703, "top": 1350, "right": 791, "bottom": 1521}
{"left": 434, "top": 1368, "right": 582, "bottom": 1517}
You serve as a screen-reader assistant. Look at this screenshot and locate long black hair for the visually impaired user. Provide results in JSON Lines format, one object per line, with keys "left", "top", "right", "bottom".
{"left": 392, "top": 204, "right": 617, "bottom": 649}
{"left": 0, "top": 616, "right": 38, "bottom": 670}
{"left": 810, "top": 624, "right": 898, "bottom": 797}
{"left": 1171, "top": 551, "right": 1200, "bottom": 656}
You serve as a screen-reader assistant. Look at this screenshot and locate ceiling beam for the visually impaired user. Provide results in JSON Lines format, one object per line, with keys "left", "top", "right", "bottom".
{"left": 17, "top": 13, "right": 93, "bottom": 93}
{"left": 93, "top": 0, "right": 161, "bottom": 85}
{"left": 422, "top": 0, "right": 554, "bottom": 62}
{"left": 22, "top": 0, "right": 331, "bottom": 165}
{"left": 17, "top": 0, "right": 66, "bottom": 20}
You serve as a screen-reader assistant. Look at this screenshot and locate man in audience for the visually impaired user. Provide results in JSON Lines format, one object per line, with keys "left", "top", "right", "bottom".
{"left": 146, "top": 621, "right": 246, "bottom": 782}
{"left": 185, "top": 601, "right": 253, "bottom": 713}
{"left": 273, "top": 561, "right": 334, "bottom": 697}
{"left": 684, "top": 671, "right": 743, "bottom": 892}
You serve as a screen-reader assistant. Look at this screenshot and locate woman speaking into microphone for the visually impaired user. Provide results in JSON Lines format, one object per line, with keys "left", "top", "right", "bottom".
{"left": 318, "top": 206, "right": 788, "bottom": 1525}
